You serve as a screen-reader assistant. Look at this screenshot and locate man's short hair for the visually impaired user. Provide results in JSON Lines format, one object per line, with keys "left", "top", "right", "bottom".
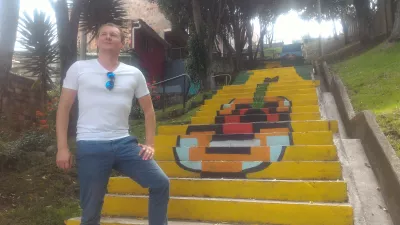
{"left": 97, "top": 23, "right": 125, "bottom": 43}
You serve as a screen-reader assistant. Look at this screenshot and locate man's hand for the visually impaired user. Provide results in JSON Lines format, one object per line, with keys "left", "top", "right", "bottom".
{"left": 138, "top": 144, "right": 155, "bottom": 160}
{"left": 56, "top": 148, "right": 73, "bottom": 171}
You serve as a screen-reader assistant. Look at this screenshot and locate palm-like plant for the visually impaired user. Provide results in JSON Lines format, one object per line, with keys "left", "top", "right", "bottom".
{"left": 79, "top": 0, "right": 128, "bottom": 43}
{"left": 17, "top": 10, "right": 59, "bottom": 109}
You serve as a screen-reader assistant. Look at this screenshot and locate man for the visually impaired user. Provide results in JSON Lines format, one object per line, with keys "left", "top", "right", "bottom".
{"left": 55, "top": 23, "right": 170, "bottom": 225}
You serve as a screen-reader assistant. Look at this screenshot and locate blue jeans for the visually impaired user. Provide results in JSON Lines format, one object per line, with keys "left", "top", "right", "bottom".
{"left": 76, "top": 135, "right": 169, "bottom": 225}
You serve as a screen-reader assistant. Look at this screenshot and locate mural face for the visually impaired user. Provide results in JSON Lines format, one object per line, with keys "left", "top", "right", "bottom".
{"left": 172, "top": 74, "right": 303, "bottom": 178}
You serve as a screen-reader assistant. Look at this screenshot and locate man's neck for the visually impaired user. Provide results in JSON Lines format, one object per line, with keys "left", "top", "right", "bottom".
{"left": 97, "top": 52, "right": 120, "bottom": 71}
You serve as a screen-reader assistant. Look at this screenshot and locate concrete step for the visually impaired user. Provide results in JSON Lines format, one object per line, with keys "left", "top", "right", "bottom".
{"left": 154, "top": 145, "right": 337, "bottom": 161}
{"left": 219, "top": 83, "right": 319, "bottom": 93}
{"left": 157, "top": 120, "right": 339, "bottom": 136}
{"left": 191, "top": 112, "right": 321, "bottom": 124}
{"left": 213, "top": 88, "right": 318, "bottom": 99}
{"left": 100, "top": 195, "right": 353, "bottom": 225}
{"left": 66, "top": 217, "right": 227, "bottom": 225}
{"left": 195, "top": 105, "right": 320, "bottom": 117}
{"left": 205, "top": 93, "right": 317, "bottom": 105}
{"left": 223, "top": 80, "right": 320, "bottom": 89}
{"left": 201, "top": 98, "right": 318, "bottom": 110}
{"left": 155, "top": 131, "right": 335, "bottom": 148}
{"left": 107, "top": 177, "right": 347, "bottom": 203}
{"left": 154, "top": 161, "right": 342, "bottom": 180}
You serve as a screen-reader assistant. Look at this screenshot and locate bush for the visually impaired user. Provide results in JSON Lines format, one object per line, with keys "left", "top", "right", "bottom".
{"left": 13, "top": 130, "right": 53, "bottom": 153}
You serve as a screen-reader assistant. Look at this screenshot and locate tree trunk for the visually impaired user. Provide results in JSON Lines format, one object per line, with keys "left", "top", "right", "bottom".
{"left": 52, "top": 0, "right": 83, "bottom": 137}
{"left": 354, "top": 0, "right": 372, "bottom": 44}
{"left": 332, "top": 19, "right": 339, "bottom": 40}
{"left": 246, "top": 20, "right": 254, "bottom": 61}
{"left": 0, "top": 0, "right": 20, "bottom": 117}
{"left": 389, "top": 0, "right": 400, "bottom": 41}
{"left": 341, "top": 15, "right": 350, "bottom": 44}
{"left": 192, "top": 0, "right": 203, "bottom": 35}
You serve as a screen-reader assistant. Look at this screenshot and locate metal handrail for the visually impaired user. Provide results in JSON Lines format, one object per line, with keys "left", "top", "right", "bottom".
{"left": 212, "top": 73, "right": 232, "bottom": 86}
{"left": 151, "top": 73, "right": 192, "bottom": 112}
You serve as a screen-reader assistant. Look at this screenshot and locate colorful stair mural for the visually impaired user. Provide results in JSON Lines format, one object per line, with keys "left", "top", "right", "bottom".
{"left": 66, "top": 64, "right": 354, "bottom": 225}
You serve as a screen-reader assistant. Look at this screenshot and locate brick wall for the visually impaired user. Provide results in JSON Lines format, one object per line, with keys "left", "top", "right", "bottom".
{"left": 1, "top": 73, "right": 41, "bottom": 128}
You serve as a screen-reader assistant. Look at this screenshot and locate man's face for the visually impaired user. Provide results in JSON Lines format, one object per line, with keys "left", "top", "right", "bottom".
{"left": 97, "top": 25, "right": 123, "bottom": 52}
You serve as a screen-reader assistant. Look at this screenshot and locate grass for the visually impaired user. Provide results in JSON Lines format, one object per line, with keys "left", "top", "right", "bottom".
{"left": 0, "top": 101, "right": 203, "bottom": 224}
{"left": 332, "top": 41, "right": 400, "bottom": 156}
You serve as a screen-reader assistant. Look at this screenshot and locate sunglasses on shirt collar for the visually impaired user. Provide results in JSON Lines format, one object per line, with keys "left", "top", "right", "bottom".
{"left": 106, "top": 72, "right": 115, "bottom": 90}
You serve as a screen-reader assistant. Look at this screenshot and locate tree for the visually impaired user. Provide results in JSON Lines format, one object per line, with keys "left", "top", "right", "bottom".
{"left": 354, "top": 0, "right": 373, "bottom": 43}
{"left": 389, "top": 0, "right": 400, "bottom": 41}
{"left": 0, "top": 0, "right": 20, "bottom": 115}
{"left": 299, "top": 0, "right": 355, "bottom": 44}
{"left": 156, "top": 0, "right": 226, "bottom": 90}
{"left": 17, "top": 10, "right": 59, "bottom": 110}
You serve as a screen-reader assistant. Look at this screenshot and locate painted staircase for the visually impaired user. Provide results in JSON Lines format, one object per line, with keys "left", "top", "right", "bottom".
{"left": 66, "top": 65, "right": 354, "bottom": 225}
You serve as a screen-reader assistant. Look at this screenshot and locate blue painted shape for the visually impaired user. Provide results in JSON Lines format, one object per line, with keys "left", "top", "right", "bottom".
{"left": 270, "top": 146, "right": 284, "bottom": 162}
{"left": 284, "top": 99, "right": 290, "bottom": 107}
{"left": 179, "top": 138, "right": 198, "bottom": 147}
{"left": 222, "top": 104, "right": 232, "bottom": 109}
{"left": 175, "top": 138, "right": 198, "bottom": 161}
{"left": 242, "top": 161, "right": 263, "bottom": 170}
{"left": 267, "top": 136, "right": 290, "bottom": 146}
{"left": 180, "top": 161, "right": 202, "bottom": 171}
{"left": 175, "top": 147, "right": 190, "bottom": 161}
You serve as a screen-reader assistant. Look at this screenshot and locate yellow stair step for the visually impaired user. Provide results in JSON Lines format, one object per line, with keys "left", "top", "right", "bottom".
{"left": 201, "top": 98, "right": 318, "bottom": 109}
{"left": 101, "top": 195, "right": 353, "bottom": 225}
{"left": 157, "top": 120, "right": 339, "bottom": 135}
{"left": 155, "top": 131, "right": 335, "bottom": 147}
{"left": 205, "top": 93, "right": 317, "bottom": 104}
{"left": 213, "top": 88, "right": 316, "bottom": 99}
{"left": 191, "top": 112, "right": 321, "bottom": 124}
{"left": 66, "top": 217, "right": 222, "bottom": 225}
{"left": 108, "top": 177, "right": 348, "bottom": 203}
{"left": 154, "top": 145, "right": 338, "bottom": 161}
{"left": 154, "top": 161, "right": 342, "bottom": 180}
{"left": 223, "top": 80, "right": 320, "bottom": 89}
{"left": 195, "top": 105, "right": 321, "bottom": 117}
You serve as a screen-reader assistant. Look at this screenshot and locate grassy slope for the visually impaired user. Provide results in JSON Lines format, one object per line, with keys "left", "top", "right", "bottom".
{"left": 332, "top": 42, "right": 400, "bottom": 156}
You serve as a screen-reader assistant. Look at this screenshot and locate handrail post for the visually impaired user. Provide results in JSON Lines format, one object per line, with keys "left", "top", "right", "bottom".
{"left": 183, "top": 75, "right": 186, "bottom": 110}
{"left": 162, "top": 83, "right": 166, "bottom": 112}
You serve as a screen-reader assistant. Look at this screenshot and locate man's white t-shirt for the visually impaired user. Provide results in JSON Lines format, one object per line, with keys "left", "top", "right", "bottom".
{"left": 62, "top": 59, "right": 150, "bottom": 141}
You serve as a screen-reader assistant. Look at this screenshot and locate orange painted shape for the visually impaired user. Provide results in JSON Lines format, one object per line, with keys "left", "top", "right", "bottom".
{"left": 219, "top": 109, "right": 233, "bottom": 115}
{"left": 202, "top": 161, "right": 242, "bottom": 172}
{"left": 182, "top": 134, "right": 215, "bottom": 147}
{"left": 190, "top": 131, "right": 215, "bottom": 135}
{"left": 260, "top": 128, "right": 291, "bottom": 133}
{"left": 277, "top": 107, "right": 290, "bottom": 113}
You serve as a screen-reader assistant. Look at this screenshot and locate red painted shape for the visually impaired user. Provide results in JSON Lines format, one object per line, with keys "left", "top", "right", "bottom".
{"left": 267, "top": 114, "right": 280, "bottom": 122}
{"left": 262, "top": 109, "right": 270, "bottom": 114}
{"left": 223, "top": 123, "right": 253, "bottom": 134}
{"left": 239, "top": 109, "right": 247, "bottom": 115}
{"left": 225, "top": 115, "right": 241, "bottom": 123}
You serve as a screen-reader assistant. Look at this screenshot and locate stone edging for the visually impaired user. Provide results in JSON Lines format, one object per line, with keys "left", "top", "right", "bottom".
{"left": 315, "top": 60, "right": 400, "bottom": 224}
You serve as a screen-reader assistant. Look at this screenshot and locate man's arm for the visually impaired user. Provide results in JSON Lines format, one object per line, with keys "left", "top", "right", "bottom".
{"left": 138, "top": 94, "right": 156, "bottom": 146}
{"left": 55, "top": 88, "right": 77, "bottom": 170}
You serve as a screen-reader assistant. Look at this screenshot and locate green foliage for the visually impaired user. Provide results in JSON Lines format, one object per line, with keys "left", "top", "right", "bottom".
{"left": 185, "top": 28, "right": 207, "bottom": 84}
{"left": 14, "top": 130, "right": 53, "bottom": 153}
{"left": 17, "top": 10, "right": 59, "bottom": 106}
{"left": 79, "top": 0, "right": 128, "bottom": 41}
{"left": 333, "top": 42, "right": 400, "bottom": 157}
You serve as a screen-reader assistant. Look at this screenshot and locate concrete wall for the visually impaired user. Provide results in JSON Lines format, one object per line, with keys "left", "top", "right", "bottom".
{"left": 316, "top": 60, "right": 400, "bottom": 224}
{"left": 1, "top": 73, "right": 41, "bottom": 128}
